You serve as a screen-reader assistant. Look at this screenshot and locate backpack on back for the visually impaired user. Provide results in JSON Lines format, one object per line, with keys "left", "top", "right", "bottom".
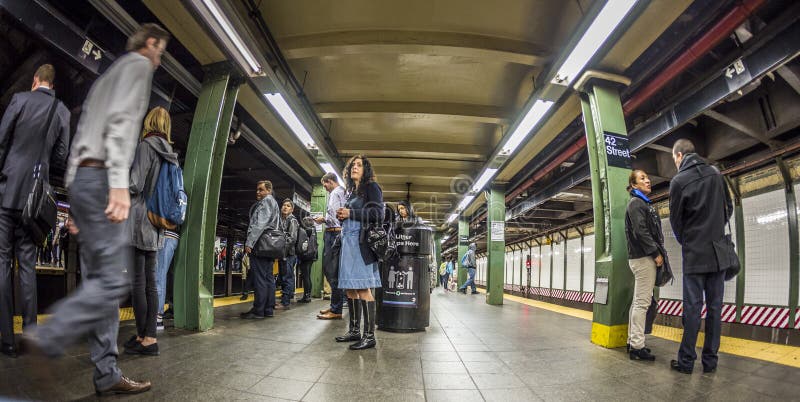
{"left": 297, "top": 224, "right": 318, "bottom": 261}
{"left": 146, "top": 160, "right": 187, "bottom": 230}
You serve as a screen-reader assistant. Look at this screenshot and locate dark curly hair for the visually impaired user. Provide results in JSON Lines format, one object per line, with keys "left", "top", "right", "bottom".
{"left": 343, "top": 154, "right": 378, "bottom": 196}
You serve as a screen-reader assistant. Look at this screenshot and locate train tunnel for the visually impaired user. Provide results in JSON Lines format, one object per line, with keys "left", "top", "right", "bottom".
{"left": 0, "top": 0, "right": 799, "bottom": 400}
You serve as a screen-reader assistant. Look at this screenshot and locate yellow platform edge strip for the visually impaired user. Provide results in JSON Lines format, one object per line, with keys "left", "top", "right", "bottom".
{"left": 483, "top": 289, "right": 800, "bottom": 368}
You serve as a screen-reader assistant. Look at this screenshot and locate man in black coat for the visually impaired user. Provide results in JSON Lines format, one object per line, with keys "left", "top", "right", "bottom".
{"left": 0, "top": 64, "right": 69, "bottom": 358}
{"left": 668, "top": 139, "right": 732, "bottom": 375}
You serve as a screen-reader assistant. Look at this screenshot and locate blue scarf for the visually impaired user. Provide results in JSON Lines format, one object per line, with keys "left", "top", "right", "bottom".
{"left": 631, "top": 188, "right": 651, "bottom": 203}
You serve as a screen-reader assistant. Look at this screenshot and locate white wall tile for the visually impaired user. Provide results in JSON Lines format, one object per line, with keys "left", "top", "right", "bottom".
{"left": 541, "top": 244, "right": 552, "bottom": 289}
{"left": 552, "top": 242, "right": 565, "bottom": 290}
{"left": 566, "top": 238, "right": 582, "bottom": 291}
{"left": 583, "top": 235, "right": 595, "bottom": 292}
{"left": 743, "top": 190, "right": 790, "bottom": 306}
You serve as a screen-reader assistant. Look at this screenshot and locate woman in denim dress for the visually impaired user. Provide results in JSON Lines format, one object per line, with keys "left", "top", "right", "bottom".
{"left": 336, "top": 155, "right": 383, "bottom": 350}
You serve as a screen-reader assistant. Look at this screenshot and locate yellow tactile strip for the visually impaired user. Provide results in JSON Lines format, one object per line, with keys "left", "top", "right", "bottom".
{"left": 489, "top": 290, "right": 800, "bottom": 368}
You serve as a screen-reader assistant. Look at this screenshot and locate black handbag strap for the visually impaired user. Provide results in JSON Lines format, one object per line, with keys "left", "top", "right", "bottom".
{"left": 33, "top": 96, "right": 60, "bottom": 178}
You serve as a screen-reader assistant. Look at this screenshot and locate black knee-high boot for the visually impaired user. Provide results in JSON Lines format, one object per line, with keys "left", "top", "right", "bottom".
{"left": 335, "top": 298, "right": 361, "bottom": 342}
{"left": 350, "top": 300, "right": 376, "bottom": 350}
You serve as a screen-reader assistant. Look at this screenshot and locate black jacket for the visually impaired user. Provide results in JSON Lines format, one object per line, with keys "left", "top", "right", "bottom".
{"left": 625, "top": 194, "right": 663, "bottom": 259}
{"left": 669, "top": 153, "right": 732, "bottom": 274}
{"left": 346, "top": 181, "right": 384, "bottom": 265}
{"left": 0, "top": 88, "right": 70, "bottom": 209}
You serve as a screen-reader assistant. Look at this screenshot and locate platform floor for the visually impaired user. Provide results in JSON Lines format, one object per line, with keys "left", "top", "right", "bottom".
{"left": 1, "top": 289, "right": 799, "bottom": 401}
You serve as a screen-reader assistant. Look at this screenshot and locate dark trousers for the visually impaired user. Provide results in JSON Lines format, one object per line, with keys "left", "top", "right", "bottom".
{"left": 243, "top": 270, "right": 254, "bottom": 294}
{"left": 279, "top": 255, "right": 296, "bottom": 305}
{"left": 297, "top": 259, "right": 313, "bottom": 297}
{"left": 34, "top": 167, "right": 129, "bottom": 390}
{"left": 324, "top": 231, "right": 344, "bottom": 313}
{"left": 250, "top": 255, "right": 275, "bottom": 316}
{"left": 0, "top": 207, "right": 38, "bottom": 346}
{"left": 678, "top": 270, "right": 725, "bottom": 370}
{"left": 132, "top": 248, "right": 157, "bottom": 338}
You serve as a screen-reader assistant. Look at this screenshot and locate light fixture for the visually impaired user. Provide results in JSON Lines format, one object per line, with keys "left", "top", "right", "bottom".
{"left": 200, "top": 0, "right": 262, "bottom": 75}
{"left": 319, "top": 162, "right": 345, "bottom": 187}
{"left": 447, "top": 214, "right": 458, "bottom": 224}
{"left": 471, "top": 168, "right": 498, "bottom": 193}
{"left": 457, "top": 195, "right": 475, "bottom": 212}
{"left": 552, "top": 0, "right": 639, "bottom": 85}
{"left": 501, "top": 100, "right": 554, "bottom": 155}
{"left": 265, "top": 93, "right": 318, "bottom": 149}
{"left": 756, "top": 210, "right": 787, "bottom": 225}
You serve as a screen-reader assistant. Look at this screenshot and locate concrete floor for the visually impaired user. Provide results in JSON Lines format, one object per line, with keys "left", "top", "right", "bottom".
{"left": 1, "top": 289, "right": 799, "bottom": 401}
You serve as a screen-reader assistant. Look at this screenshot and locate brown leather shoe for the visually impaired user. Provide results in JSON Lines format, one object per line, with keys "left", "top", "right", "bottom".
{"left": 319, "top": 308, "right": 331, "bottom": 314}
{"left": 317, "top": 312, "right": 343, "bottom": 320}
{"left": 96, "top": 375, "right": 151, "bottom": 395}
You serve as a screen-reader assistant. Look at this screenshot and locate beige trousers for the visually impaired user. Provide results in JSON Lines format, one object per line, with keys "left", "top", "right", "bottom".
{"left": 627, "top": 256, "right": 656, "bottom": 349}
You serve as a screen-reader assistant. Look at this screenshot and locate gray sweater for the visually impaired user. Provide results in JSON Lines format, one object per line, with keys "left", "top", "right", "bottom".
{"left": 128, "top": 136, "right": 178, "bottom": 251}
{"left": 66, "top": 52, "right": 153, "bottom": 189}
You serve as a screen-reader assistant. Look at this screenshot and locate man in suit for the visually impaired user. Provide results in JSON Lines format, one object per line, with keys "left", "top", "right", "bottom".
{"left": 0, "top": 64, "right": 70, "bottom": 358}
{"left": 26, "top": 23, "right": 170, "bottom": 396}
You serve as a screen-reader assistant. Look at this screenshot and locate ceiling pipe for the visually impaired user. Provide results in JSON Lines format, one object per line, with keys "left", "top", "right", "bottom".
{"left": 465, "top": 0, "right": 768, "bottom": 229}
{"left": 622, "top": 0, "right": 767, "bottom": 115}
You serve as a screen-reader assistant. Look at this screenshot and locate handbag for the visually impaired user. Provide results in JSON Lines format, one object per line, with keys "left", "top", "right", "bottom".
{"left": 21, "top": 97, "right": 60, "bottom": 245}
{"left": 253, "top": 228, "right": 287, "bottom": 259}
{"left": 713, "top": 182, "right": 740, "bottom": 281}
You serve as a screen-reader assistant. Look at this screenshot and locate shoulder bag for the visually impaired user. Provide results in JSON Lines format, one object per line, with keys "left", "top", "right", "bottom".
{"left": 22, "top": 97, "right": 60, "bottom": 245}
{"left": 712, "top": 182, "right": 740, "bottom": 281}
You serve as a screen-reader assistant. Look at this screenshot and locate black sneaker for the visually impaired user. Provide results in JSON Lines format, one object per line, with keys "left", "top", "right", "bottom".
{"left": 629, "top": 348, "right": 656, "bottom": 361}
{"left": 241, "top": 312, "right": 265, "bottom": 320}
{"left": 163, "top": 308, "right": 174, "bottom": 320}
{"left": 125, "top": 342, "right": 159, "bottom": 356}
{"left": 703, "top": 365, "right": 716, "bottom": 373}
{"left": 471, "top": 291, "right": 479, "bottom": 294}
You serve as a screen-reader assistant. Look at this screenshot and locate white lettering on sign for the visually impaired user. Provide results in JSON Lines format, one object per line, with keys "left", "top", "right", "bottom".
{"left": 603, "top": 132, "right": 632, "bottom": 169}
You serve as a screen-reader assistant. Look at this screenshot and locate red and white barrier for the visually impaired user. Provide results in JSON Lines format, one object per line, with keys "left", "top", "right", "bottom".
{"left": 795, "top": 309, "right": 800, "bottom": 330}
{"left": 740, "top": 306, "right": 791, "bottom": 328}
{"left": 657, "top": 299, "right": 684, "bottom": 316}
{"left": 581, "top": 293, "right": 595, "bottom": 303}
{"left": 551, "top": 289, "right": 565, "bottom": 299}
{"left": 564, "top": 290, "right": 581, "bottom": 301}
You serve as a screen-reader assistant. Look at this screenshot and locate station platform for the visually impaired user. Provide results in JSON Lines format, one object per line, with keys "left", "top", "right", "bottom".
{"left": 1, "top": 289, "right": 799, "bottom": 401}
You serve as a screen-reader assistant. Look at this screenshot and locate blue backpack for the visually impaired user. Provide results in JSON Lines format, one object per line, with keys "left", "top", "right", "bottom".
{"left": 146, "top": 160, "right": 187, "bottom": 230}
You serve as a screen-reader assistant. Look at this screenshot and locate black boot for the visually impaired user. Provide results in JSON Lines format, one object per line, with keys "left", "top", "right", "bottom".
{"left": 629, "top": 347, "right": 656, "bottom": 361}
{"left": 350, "top": 300, "right": 376, "bottom": 350}
{"left": 298, "top": 293, "right": 312, "bottom": 303}
{"left": 335, "top": 299, "right": 361, "bottom": 342}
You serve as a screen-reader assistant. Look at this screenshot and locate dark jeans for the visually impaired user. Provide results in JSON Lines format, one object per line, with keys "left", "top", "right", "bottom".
{"left": 460, "top": 268, "right": 476, "bottom": 292}
{"left": 324, "top": 231, "right": 344, "bottom": 313}
{"left": 0, "top": 207, "right": 38, "bottom": 346}
{"left": 34, "top": 167, "right": 129, "bottom": 390}
{"left": 250, "top": 255, "right": 275, "bottom": 316}
{"left": 279, "top": 255, "right": 297, "bottom": 305}
{"left": 678, "top": 270, "right": 725, "bottom": 370}
{"left": 132, "top": 248, "right": 157, "bottom": 338}
{"left": 297, "top": 259, "right": 313, "bottom": 297}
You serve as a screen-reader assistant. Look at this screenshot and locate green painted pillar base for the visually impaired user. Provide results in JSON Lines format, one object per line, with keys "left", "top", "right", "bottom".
{"left": 486, "top": 184, "right": 506, "bottom": 305}
{"left": 174, "top": 65, "right": 240, "bottom": 331}
{"left": 311, "top": 184, "right": 328, "bottom": 298}
{"left": 581, "top": 83, "right": 633, "bottom": 348}
{"left": 457, "top": 217, "right": 469, "bottom": 287}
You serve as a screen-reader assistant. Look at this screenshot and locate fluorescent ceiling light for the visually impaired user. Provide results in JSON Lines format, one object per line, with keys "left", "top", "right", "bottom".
{"left": 319, "top": 162, "right": 345, "bottom": 187}
{"left": 553, "top": 0, "right": 639, "bottom": 85}
{"left": 447, "top": 214, "right": 458, "bottom": 224}
{"left": 265, "top": 93, "right": 318, "bottom": 149}
{"left": 501, "top": 100, "right": 554, "bottom": 155}
{"left": 471, "top": 168, "right": 498, "bottom": 193}
{"left": 457, "top": 195, "right": 475, "bottom": 212}
{"left": 201, "top": 0, "right": 261, "bottom": 74}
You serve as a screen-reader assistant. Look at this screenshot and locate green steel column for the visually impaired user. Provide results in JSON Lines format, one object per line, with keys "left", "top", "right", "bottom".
{"left": 777, "top": 158, "right": 799, "bottom": 327}
{"left": 580, "top": 84, "right": 633, "bottom": 348}
{"left": 457, "top": 217, "right": 469, "bottom": 287}
{"left": 486, "top": 184, "right": 506, "bottom": 305}
{"left": 310, "top": 184, "right": 328, "bottom": 298}
{"left": 724, "top": 176, "right": 746, "bottom": 321}
{"left": 173, "top": 66, "right": 239, "bottom": 331}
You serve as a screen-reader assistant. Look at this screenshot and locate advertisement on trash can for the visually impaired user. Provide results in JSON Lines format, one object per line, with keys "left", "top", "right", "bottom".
{"left": 383, "top": 261, "right": 418, "bottom": 308}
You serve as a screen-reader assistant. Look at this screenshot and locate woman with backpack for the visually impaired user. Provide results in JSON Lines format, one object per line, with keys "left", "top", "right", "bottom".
{"left": 334, "top": 155, "right": 383, "bottom": 350}
{"left": 125, "top": 107, "right": 179, "bottom": 356}
{"left": 624, "top": 169, "right": 666, "bottom": 362}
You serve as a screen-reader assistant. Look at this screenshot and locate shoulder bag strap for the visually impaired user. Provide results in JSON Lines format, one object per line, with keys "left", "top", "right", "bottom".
{"left": 33, "top": 97, "right": 60, "bottom": 179}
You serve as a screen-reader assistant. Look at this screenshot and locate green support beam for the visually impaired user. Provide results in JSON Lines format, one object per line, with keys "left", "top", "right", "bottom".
{"left": 777, "top": 158, "right": 799, "bottom": 327}
{"left": 486, "top": 184, "right": 506, "bottom": 305}
{"left": 457, "top": 217, "right": 469, "bottom": 287}
{"left": 310, "top": 184, "right": 327, "bottom": 298}
{"left": 580, "top": 83, "right": 633, "bottom": 348}
{"left": 174, "top": 66, "right": 240, "bottom": 331}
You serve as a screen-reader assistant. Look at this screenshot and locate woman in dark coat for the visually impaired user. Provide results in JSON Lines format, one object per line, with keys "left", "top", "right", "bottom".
{"left": 335, "top": 155, "right": 383, "bottom": 350}
{"left": 624, "top": 169, "right": 664, "bottom": 361}
{"left": 125, "top": 107, "right": 179, "bottom": 356}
